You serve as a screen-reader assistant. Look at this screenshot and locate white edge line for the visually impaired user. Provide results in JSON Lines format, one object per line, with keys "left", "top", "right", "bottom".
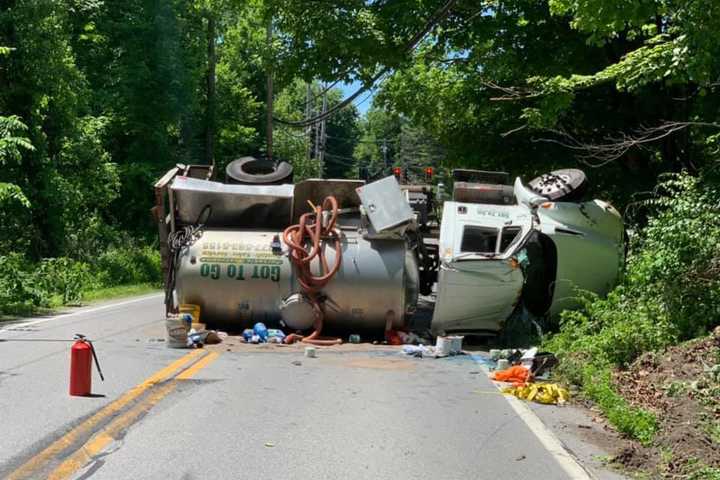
{"left": 475, "top": 360, "right": 594, "bottom": 480}
{"left": 0, "top": 293, "right": 164, "bottom": 334}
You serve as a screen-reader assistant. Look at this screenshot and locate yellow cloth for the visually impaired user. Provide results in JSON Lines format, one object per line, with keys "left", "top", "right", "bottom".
{"left": 502, "top": 383, "right": 570, "bottom": 405}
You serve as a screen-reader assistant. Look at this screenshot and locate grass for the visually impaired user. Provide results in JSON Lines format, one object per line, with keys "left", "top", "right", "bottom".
{"left": 81, "top": 283, "right": 160, "bottom": 303}
{"left": 0, "top": 283, "right": 160, "bottom": 323}
{"left": 574, "top": 364, "right": 658, "bottom": 445}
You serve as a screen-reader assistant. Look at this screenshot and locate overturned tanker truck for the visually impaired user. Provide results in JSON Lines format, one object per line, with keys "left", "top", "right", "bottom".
{"left": 153, "top": 158, "right": 625, "bottom": 341}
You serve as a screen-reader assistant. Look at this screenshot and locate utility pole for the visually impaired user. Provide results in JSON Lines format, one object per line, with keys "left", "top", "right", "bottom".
{"left": 314, "top": 92, "right": 320, "bottom": 168}
{"left": 381, "top": 139, "right": 389, "bottom": 169}
{"left": 318, "top": 89, "right": 328, "bottom": 178}
{"left": 305, "top": 83, "right": 312, "bottom": 161}
{"left": 205, "top": 14, "right": 216, "bottom": 168}
{"left": 266, "top": 17, "right": 274, "bottom": 163}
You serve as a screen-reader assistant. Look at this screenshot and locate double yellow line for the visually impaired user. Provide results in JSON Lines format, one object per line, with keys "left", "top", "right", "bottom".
{"left": 9, "top": 349, "right": 219, "bottom": 480}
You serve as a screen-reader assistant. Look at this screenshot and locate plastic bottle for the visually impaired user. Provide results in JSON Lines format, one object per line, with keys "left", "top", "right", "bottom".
{"left": 253, "top": 322, "right": 268, "bottom": 342}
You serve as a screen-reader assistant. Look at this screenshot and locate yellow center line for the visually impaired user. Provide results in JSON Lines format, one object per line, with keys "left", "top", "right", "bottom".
{"left": 8, "top": 349, "right": 206, "bottom": 480}
{"left": 48, "top": 352, "right": 220, "bottom": 480}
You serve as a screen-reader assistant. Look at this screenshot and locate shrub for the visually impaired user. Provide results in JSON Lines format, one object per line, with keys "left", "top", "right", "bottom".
{"left": 0, "top": 245, "right": 161, "bottom": 315}
{"left": 545, "top": 172, "right": 720, "bottom": 442}
{"left": 93, "top": 245, "right": 161, "bottom": 287}
{"left": 0, "top": 253, "right": 48, "bottom": 314}
{"left": 35, "top": 257, "right": 93, "bottom": 304}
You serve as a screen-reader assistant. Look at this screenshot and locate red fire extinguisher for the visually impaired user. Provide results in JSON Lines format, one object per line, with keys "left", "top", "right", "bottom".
{"left": 70, "top": 334, "right": 104, "bottom": 397}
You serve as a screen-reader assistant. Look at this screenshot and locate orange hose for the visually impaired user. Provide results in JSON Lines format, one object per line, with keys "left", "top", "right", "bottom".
{"left": 283, "top": 196, "right": 342, "bottom": 346}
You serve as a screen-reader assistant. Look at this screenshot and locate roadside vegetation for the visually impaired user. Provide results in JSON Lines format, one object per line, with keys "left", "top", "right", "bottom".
{"left": 0, "top": 246, "right": 160, "bottom": 316}
{"left": 1, "top": 0, "right": 720, "bottom": 475}
{"left": 545, "top": 173, "right": 720, "bottom": 474}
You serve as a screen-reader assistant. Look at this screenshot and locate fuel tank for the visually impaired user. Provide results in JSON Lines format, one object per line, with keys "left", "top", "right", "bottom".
{"left": 175, "top": 229, "right": 418, "bottom": 330}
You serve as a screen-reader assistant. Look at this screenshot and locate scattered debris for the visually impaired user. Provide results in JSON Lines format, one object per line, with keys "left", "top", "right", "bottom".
{"left": 304, "top": 346, "right": 317, "bottom": 358}
{"left": 502, "top": 383, "right": 569, "bottom": 405}
{"left": 402, "top": 345, "right": 434, "bottom": 358}
{"left": 291, "top": 360, "right": 302, "bottom": 366}
{"left": 264, "top": 442, "right": 275, "bottom": 448}
{"left": 385, "top": 330, "right": 403, "bottom": 346}
{"left": 491, "top": 365, "right": 531, "bottom": 385}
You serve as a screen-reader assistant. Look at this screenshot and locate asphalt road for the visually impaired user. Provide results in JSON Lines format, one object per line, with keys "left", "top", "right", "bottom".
{"left": 0, "top": 295, "right": 591, "bottom": 480}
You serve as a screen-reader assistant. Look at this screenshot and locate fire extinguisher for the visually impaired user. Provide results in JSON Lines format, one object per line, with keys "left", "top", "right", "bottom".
{"left": 70, "top": 334, "right": 105, "bottom": 397}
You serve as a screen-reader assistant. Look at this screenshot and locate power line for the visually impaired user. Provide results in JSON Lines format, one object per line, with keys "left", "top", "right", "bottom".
{"left": 273, "top": 0, "right": 457, "bottom": 128}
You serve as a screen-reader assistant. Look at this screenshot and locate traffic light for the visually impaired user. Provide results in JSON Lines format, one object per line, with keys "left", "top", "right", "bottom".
{"left": 393, "top": 166, "right": 402, "bottom": 180}
{"left": 424, "top": 167, "right": 434, "bottom": 182}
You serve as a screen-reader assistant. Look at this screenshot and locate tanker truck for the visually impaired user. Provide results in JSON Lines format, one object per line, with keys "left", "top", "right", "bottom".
{"left": 153, "top": 158, "right": 427, "bottom": 340}
{"left": 153, "top": 159, "right": 624, "bottom": 338}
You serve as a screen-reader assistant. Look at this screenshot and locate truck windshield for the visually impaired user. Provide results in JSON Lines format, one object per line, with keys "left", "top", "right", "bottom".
{"left": 460, "top": 226, "right": 498, "bottom": 254}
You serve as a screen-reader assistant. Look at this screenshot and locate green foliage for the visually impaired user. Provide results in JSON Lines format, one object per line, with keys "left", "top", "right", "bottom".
{"left": 0, "top": 246, "right": 161, "bottom": 315}
{"left": 0, "top": 254, "right": 51, "bottom": 314}
{"left": 93, "top": 245, "right": 162, "bottom": 288}
{"left": 0, "top": 115, "right": 34, "bottom": 164}
{"left": 546, "top": 172, "right": 720, "bottom": 440}
{"left": 579, "top": 364, "right": 657, "bottom": 444}
{"left": 35, "top": 258, "right": 92, "bottom": 305}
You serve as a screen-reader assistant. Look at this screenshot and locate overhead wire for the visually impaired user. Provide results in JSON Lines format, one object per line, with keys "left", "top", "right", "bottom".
{"left": 273, "top": 0, "right": 457, "bottom": 128}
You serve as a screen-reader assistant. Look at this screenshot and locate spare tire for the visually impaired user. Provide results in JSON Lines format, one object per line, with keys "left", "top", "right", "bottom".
{"left": 528, "top": 168, "right": 588, "bottom": 202}
{"left": 226, "top": 156, "right": 293, "bottom": 185}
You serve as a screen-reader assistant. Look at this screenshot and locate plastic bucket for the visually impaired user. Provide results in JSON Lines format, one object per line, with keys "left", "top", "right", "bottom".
{"left": 166, "top": 316, "right": 190, "bottom": 348}
{"left": 435, "top": 336, "right": 451, "bottom": 357}
{"left": 449, "top": 336, "right": 464, "bottom": 355}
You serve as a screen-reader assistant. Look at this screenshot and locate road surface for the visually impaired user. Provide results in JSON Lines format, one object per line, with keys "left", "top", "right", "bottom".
{"left": 0, "top": 294, "right": 606, "bottom": 479}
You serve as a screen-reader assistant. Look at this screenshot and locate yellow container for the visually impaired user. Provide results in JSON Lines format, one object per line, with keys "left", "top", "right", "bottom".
{"left": 179, "top": 304, "right": 201, "bottom": 324}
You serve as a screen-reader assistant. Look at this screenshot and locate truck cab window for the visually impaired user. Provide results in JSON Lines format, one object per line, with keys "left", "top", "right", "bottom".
{"left": 460, "top": 226, "right": 498, "bottom": 254}
{"left": 500, "top": 226, "right": 522, "bottom": 253}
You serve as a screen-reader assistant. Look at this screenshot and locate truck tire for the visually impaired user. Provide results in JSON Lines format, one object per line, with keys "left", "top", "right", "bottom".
{"left": 226, "top": 156, "right": 293, "bottom": 185}
{"left": 528, "top": 168, "right": 587, "bottom": 202}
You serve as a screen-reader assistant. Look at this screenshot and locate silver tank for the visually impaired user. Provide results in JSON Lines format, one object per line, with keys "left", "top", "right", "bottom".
{"left": 175, "top": 229, "right": 418, "bottom": 330}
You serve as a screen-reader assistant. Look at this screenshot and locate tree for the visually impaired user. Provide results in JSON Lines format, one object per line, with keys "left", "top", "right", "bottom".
{"left": 0, "top": 114, "right": 33, "bottom": 252}
{"left": 374, "top": 0, "right": 719, "bottom": 203}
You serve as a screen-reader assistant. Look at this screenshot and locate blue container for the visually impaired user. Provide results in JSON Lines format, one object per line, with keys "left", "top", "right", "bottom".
{"left": 253, "top": 322, "right": 268, "bottom": 342}
{"left": 242, "top": 329, "right": 254, "bottom": 342}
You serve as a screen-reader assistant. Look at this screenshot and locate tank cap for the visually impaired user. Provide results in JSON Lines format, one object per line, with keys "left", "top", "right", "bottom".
{"left": 279, "top": 294, "right": 316, "bottom": 331}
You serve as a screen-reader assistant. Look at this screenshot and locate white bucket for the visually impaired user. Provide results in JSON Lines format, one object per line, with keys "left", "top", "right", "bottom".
{"left": 166, "top": 317, "right": 190, "bottom": 348}
{"left": 449, "top": 336, "right": 464, "bottom": 355}
{"left": 435, "top": 336, "right": 451, "bottom": 357}
{"left": 304, "top": 346, "right": 317, "bottom": 358}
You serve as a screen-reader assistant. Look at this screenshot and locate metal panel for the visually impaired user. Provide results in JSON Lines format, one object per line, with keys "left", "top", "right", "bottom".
{"left": 452, "top": 169, "right": 509, "bottom": 184}
{"left": 171, "top": 176, "right": 293, "bottom": 229}
{"left": 355, "top": 176, "right": 415, "bottom": 232}
{"left": 453, "top": 182, "right": 515, "bottom": 205}
{"left": 293, "top": 178, "right": 364, "bottom": 223}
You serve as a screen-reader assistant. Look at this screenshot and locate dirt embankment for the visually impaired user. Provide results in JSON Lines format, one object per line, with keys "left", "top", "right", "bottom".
{"left": 611, "top": 327, "right": 720, "bottom": 477}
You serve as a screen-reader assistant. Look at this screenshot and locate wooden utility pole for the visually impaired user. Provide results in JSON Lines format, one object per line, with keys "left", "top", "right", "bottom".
{"left": 205, "top": 15, "right": 216, "bottom": 167}
{"left": 318, "top": 90, "right": 328, "bottom": 178}
{"left": 305, "top": 83, "right": 312, "bottom": 161}
{"left": 266, "top": 17, "right": 274, "bottom": 163}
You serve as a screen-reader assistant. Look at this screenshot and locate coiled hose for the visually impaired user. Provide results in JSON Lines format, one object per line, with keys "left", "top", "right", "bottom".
{"left": 283, "top": 196, "right": 343, "bottom": 346}
{"left": 165, "top": 205, "right": 212, "bottom": 314}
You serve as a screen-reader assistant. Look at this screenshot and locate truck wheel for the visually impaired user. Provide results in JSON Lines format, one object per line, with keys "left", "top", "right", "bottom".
{"left": 226, "top": 156, "right": 293, "bottom": 185}
{"left": 528, "top": 168, "right": 587, "bottom": 201}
